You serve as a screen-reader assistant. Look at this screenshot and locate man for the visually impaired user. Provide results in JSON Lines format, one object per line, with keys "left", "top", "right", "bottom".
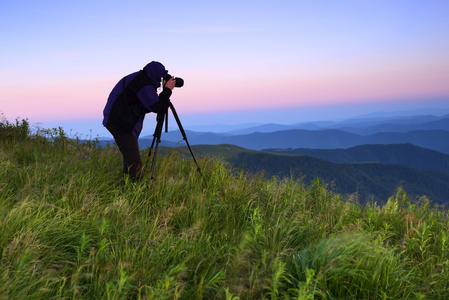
{"left": 103, "top": 61, "right": 176, "bottom": 180}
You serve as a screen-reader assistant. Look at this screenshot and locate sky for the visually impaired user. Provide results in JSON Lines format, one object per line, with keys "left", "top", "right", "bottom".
{"left": 1, "top": 0, "right": 449, "bottom": 138}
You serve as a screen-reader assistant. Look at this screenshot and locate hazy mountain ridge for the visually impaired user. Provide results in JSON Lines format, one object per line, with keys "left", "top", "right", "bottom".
{"left": 335, "top": 116, "right": 449, "bottom": 135}
{"left": 264, "top": 143, "right": 449, "bottom": 175}
{"left": 135, "top": 113, "right": 449, "bottom": 153}
{"left": 181, "top": 112, "right": 449, "bottom": 135}
{"left": 138, "top": 129, "right": 449, "bottom": 154}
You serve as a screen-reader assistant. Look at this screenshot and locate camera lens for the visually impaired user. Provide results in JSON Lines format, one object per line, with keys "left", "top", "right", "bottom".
{"left": 174, "top": 77, "right": 184, "bottom": 87}
{"left": 164, "top": 74, "right": 184, "bottom": 88}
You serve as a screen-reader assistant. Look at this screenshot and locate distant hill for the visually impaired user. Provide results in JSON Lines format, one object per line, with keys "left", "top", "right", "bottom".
{"left": 174, "top": 144, "right": 449, "bottom": 205}
{"left": 335, "top": 116, "right": 449, "bottom": 135}
{"left": 227, "top": 122, "right": 326, "bottom": 135}
{"left": 181, "top": 113, "right": 449, "bottom": 135}
{"left": 142, "top": 129, "right": 449, "bottom": 154}
{"left": 226, "top": 114, "right": 449, "bottom": 135}
{"left": 264, "top": 144, "right": 449, "bottom": 175}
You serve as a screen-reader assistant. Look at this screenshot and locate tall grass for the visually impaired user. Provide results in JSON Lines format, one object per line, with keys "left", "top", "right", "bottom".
{"left": 1, "top": 116, "right": 449, "bottom": 299}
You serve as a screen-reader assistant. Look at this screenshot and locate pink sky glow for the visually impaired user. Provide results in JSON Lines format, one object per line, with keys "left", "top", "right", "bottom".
{"left": 1, "top": 1, "right": 449, "bottom": 136}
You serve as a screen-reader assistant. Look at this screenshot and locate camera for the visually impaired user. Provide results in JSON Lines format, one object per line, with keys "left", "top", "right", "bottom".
{"left": 164, "top": 74, "right": 184, "bottom": 88}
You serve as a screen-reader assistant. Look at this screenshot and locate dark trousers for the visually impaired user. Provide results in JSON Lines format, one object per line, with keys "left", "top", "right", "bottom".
{"left": 108, "top": 129, "right": 142, "bottom": 179}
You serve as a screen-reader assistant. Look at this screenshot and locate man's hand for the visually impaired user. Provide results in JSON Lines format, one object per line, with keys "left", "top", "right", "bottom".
{"left": 164, "top": 76, "right": 176, "bottom": 90}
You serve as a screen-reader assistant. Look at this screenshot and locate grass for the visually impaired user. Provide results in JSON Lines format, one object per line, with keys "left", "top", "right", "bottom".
{"left": 1, "top": 116, "right": 449, "bottom": 299}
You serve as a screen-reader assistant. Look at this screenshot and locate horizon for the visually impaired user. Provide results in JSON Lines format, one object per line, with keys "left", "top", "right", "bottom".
{"left": 25, "top": 103, "right": 449, "bottom": 139}
{"left": 1, "top": 1, "right": 448, "bottom": 138}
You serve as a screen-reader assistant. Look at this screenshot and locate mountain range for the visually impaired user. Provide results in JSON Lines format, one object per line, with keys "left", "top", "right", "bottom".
{"left": 134, "top": 113, "right": 449, "bottom": 153}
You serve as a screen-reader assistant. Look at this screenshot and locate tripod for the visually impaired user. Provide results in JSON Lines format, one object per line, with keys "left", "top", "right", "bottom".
{"left": 146, "top": 101, "right": 202, "bottom": 180}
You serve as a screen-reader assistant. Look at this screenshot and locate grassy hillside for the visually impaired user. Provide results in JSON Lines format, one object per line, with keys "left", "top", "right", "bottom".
{"left": 2, "top": 118, "right": 449, "bottom": 299}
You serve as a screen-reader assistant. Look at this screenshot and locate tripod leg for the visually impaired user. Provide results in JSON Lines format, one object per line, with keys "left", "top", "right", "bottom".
{"left": 147, "top": 112, "right": 165, "bottom": 180}
{"left": 168, "top": 102, "right": 203, "bottom": 177}
{"left": 145, "top": 135, "right": 157, "bottom": 169}
{"left": 149, "top": 137, "right": 161, "bottom": 179}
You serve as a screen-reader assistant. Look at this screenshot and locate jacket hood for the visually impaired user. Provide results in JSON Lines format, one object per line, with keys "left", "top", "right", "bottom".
{"left": 143, "top": 61, "right": 168, "bottom": 88}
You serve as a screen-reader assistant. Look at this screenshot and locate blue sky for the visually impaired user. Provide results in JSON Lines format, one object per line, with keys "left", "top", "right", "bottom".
{"left": 1, "top": 0, "right": 449, "bottom": 137}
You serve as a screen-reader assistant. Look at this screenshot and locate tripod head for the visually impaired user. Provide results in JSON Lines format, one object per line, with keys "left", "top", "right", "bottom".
{"left": 147, "top": 100, "right": 202, "bottom": 180}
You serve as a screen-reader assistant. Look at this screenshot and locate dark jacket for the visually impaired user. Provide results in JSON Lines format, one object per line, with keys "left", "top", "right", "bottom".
{"left": 103, "top": 61, "right": 172, "bottom": 138}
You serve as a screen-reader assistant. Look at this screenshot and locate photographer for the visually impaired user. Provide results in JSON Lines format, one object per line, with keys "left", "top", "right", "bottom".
{"left": 103, "top": 61, "right": 175, "bottom": 180}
